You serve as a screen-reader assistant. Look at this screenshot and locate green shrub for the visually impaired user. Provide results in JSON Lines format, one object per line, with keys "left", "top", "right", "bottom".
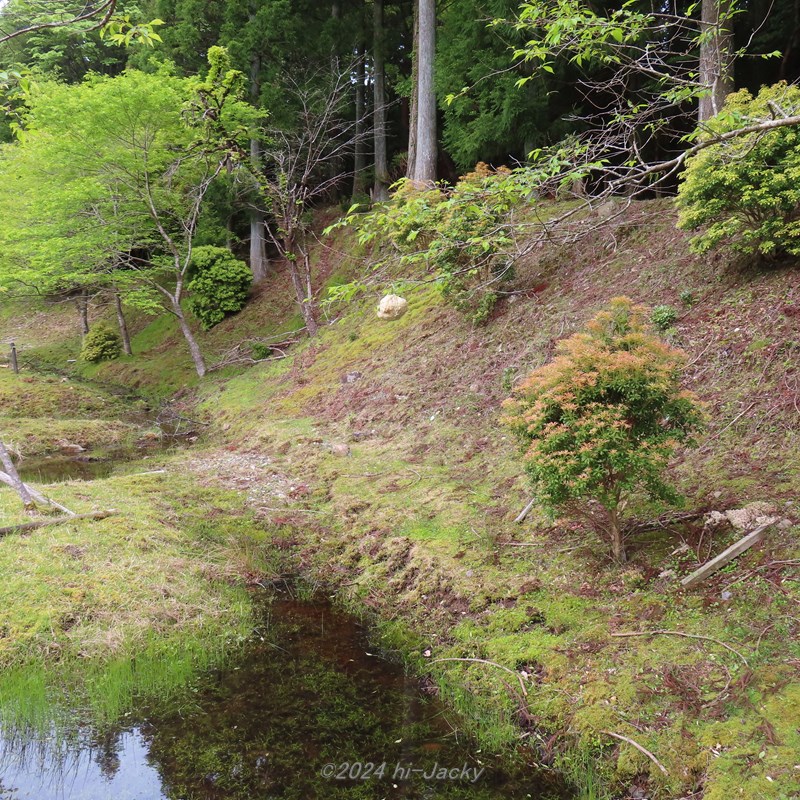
{"left": 679, "top": 289, "right": 696, "bottom": 307}
{"left": 651, "top": 304, "right": 678, "bottom": 331}
{"left": 187, "top": 246, "right": 252, "bottom": 330}
{"left": 80, "top": 323, "right": 122, "bottom": 363}
{"left": 677, "top": 82, "right": 800, "bottom": 260}
{"left": 251, "top": 342, "right": 272, "bottom": 360}
{"left": 332, "top": 164, "right": 521, "bottom": 324}
{"left": 502, "top": 297, "right": 705, "bottom": 563}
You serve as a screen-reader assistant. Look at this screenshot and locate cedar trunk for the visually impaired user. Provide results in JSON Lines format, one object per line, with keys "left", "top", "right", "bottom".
{"left": 698, "top": 0, "right": 734, "bottom": 122}
{"left": 413, "top": 0, "right": 437, "bottom": 184}
{"left": 406, "top": 4, "right": 419, "bottom": 179}
{"left": 373, "top": 0, "right": 390, "bottom": 201}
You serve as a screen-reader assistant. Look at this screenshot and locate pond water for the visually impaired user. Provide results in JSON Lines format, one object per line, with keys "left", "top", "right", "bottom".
{"left": 15, "top": 442, "right": 173, "bottom": 485}
{"left": 0, "top": 595, "right": 573, "bottom": 800}
{"left": 15, "top": 454, "right": 117, "bottom": 484}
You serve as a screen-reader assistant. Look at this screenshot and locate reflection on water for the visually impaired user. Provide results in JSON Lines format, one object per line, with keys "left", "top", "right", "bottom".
{"left": 0, "top": 729, "right": 162, "bottom": 799}
{"left": 0, "top": 596, "right": 573, "bottom": 800}
{"left": 16, "top": 456, "right": 115, "bottom": 484}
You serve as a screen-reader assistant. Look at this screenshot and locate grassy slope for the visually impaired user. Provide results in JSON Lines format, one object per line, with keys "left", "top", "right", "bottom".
{"left": 3, "top": 200, "right": 800, "bottom": 798}
{"left": 0, "top": 370, "right": 142, "bottom": 456}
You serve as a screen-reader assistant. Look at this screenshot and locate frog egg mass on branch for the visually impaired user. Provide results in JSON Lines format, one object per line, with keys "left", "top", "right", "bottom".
{"left": 377, "top": 294, "right": 409, "bottom": 321}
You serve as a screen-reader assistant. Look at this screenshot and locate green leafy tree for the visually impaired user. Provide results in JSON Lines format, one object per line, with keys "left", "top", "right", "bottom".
{"left": 502, "top": 297, "right": 705, "bottom": 563}
{"left": 187, "top": 246, "right": 252, "bottom": 330}
{"left": 437, "top": 0, "right": 551, "bottom": 171}
{"left": 0, "top": 0, "right": 119, "bottom": 46}
{"left": 677, "top": 82, "right": 800, "bottom": 260}
{"left": 0, "top": 49, "right": 257, "bottom": 376}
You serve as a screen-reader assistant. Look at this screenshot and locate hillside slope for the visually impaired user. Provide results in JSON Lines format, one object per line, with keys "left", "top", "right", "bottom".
{"left": 3, "top": 199, "right": 800, "bottom": 799}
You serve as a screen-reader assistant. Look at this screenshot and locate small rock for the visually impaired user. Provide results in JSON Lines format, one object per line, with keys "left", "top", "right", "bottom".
{"left": 777, "top": 518, "right": 793, "bottom": 530}
{"left": 596, "top": 197, "right": 622, "bottom": 219}
{"left": 721, "top": 591, "right": 733, "bottom": 601}
{"left": 724, "top": 502, "right": 778, "bottom": 530}
{"left": 377, "top": 294, "right": 409, "bottom": 320}
{"left": 341, "top": 371, "right": 362, "bottom": 384}
{"left": 56, "top": 440, "right": 85, "bottom": 454}
{"left": 330, "top": 443, "right": 351, "bottom": 457}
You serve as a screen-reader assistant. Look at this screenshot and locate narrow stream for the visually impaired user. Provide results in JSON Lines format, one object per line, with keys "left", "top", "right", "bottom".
{"left": 0, "top": 595, "right": 573, "bottom": 799}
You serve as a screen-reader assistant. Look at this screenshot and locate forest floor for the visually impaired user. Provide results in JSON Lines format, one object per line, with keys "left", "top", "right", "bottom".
{"left": 1, "top": 199, "right": 800, "bottom": 799}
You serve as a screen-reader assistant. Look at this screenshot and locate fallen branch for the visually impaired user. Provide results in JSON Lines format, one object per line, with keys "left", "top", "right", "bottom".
{"left": 0, "top": 510, "right": 119, "bottom": 537}
{"left": 699, "top": 402, "right": 757, "bottom": 450}
{"left": 611, "top": 629, "right": 749, "bottom": 666}
{"left": 627, "top": 509, "right": 707, "bottom": 535}
{"left": 430, "top": 656, "right": 528, "bottom": 697}
{"left": 601, "top": 730, "right": 669, "bottom": 776}
{"left": 120, "top": 469, "right": 167, "bottom": 478}
{"left": 0, "top": 470, "right": 74, "bottom": 516}
{"left": 515, "top": 497, "right": 536, "bottom": 524}
{"left": 0, "top": 441, "right": 35, "bottom": 510}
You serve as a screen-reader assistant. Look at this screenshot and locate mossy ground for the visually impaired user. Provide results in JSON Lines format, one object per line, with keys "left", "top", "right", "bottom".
{"left": 2, "top": 200, "right": 800, "bottom": 798}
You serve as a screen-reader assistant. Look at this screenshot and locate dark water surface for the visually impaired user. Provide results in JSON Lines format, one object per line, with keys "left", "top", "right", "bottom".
{"left": 15, "top": 444, "right": 172, "bottom": 485}
{"left": 0, "top": 596, "right": 573, "bottom": 800}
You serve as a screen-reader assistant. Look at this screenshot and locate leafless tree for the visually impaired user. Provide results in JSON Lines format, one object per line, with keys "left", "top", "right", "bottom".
{"left": 250, "top": 64, "right": 377, "bottom": 337}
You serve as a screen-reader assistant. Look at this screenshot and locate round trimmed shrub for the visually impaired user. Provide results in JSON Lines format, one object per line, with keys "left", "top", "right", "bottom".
{"left": 81, "top": 323, "right": 122, "bottom": 363}
{"left": 677, "top": 82, "right": 800, "bottom": 260}
{"left": 187, "top": 246, "right": 252, "bottom": 330}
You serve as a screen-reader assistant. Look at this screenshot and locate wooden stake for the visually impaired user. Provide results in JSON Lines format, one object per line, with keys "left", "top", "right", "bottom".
{"left": 515, "top": 497, "right": 536, "bottom": 524}
{"left": 680, "top": 521, "right": 775, "bottom": 589}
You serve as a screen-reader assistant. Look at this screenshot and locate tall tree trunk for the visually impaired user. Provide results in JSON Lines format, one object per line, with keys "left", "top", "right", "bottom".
{"left": 407, "top": 3, "right": 419, "bottom": 179}
{"left": 249, "top": 200, "right": 269, "bottom": 283}
{"left": 77, "top": 290, "right": 89, "bottom": 337}
{"left": 698, "top": 0, "right": 734, "bottom": 123}
{"left": 0, "top": 440, "right": 35, "bottom": 512}
{"left": 113, "top": 291, "right": 132, "bottom": 356}
{"left": 413, "top": 0, "right": 437, "bottom": 184}
{"left": 352, "top": 46, "right": 368, "bottom": 202}
{"left": 171, "top": 289, "right": 207, "bottom": 377}
{"left": 249, "top": 51, "right": 269, "bottom": 283}
{"left": 373, "top": 0, "right": 390, "bottom": 201}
